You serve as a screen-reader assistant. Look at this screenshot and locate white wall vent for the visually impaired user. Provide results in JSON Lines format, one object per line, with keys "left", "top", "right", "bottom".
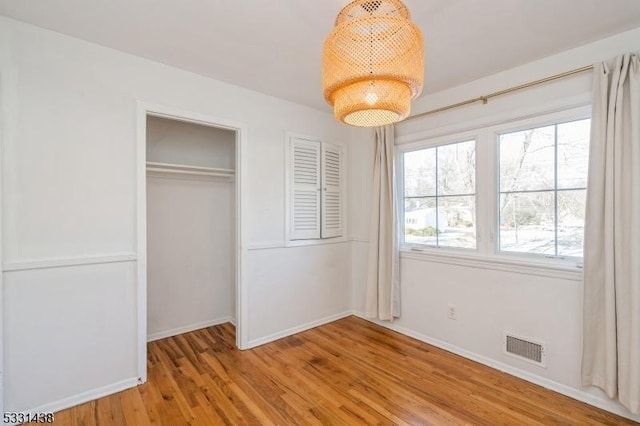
{"left": 503, "top": 332, "right": 546, "bottom": 368}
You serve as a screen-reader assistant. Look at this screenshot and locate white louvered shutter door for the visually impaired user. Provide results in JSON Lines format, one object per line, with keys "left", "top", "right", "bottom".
{"left": 290, "top": 138, "right": 321, "bottom": 240}
{"left": 321, "top": 143, "right": 343, "bottom": 238}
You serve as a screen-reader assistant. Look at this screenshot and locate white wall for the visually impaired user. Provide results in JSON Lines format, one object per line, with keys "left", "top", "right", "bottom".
{"left": 0, "top": 16, "right": 352, "bottom": 413}
{"left": 146, "top": 117, "right": 236, "bottom": 340}
{"left": 146, "top": 116, "right": 236, "bottom": 169}
{"left": 350, "top": 27, "right": 640, "bottom": 421}
{"left": 4, "top": 262, "right": 137, "bottom": 413}
{"left": 246, "top": 243, "right": 351, "bottom": 346}
{"left": 146, "top": 177, "right": 235, "bottom": 340}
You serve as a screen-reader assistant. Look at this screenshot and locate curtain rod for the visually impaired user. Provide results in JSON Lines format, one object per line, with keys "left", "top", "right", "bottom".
{"left": 405, "top": 64, "right": 594, "bottom": 122}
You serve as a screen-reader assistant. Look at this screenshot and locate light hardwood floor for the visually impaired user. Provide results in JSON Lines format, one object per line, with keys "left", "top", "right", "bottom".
{"left": 49, "top": 316, "right": 635, "bottom": 425}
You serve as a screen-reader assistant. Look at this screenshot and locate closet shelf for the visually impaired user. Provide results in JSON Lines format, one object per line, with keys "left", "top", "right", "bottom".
{"left": 146, "top": 161, "right": 235, "bottom": 178}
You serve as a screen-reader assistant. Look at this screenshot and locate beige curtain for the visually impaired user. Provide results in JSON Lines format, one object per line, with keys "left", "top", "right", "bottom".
{"left": 582, "top": 52, "right": 640, "bottom": 414}
{"left": 365, "top": 125, "right": 400, "bottom": 321}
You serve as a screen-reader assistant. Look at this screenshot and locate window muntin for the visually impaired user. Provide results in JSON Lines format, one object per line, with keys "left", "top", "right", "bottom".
{"left": 498, "top": 118, "right": 590, "bottom": 258}
{"left": 403, "top": 140, "right": 476, "bottom": 249}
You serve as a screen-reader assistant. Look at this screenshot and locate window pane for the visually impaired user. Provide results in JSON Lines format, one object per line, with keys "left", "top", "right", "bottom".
{"left": 558, "top": 190, "right": 586, "bottom": 257}
{"left": 438, "top": 196, "right": 476, "bottom": 249}
{"left": 437, "top": 141, "right": 476, "bottom": 196}
{"left": 404, "top": 197, "right": 437, "bottom": 246}
{"left": 500, "top": 125, "right": 555, "bottom": 191}
{"left": 500, "top": 192, "right": 555, "bottom": 255}
{"left": 557, "top": 119, "right": 590, "bottom": 189}
{"left": 404, "top": 148, "right": 436, "bottom": 197}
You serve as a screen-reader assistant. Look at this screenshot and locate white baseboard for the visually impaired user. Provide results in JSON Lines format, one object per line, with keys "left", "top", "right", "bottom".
{"left": 352, "top": 311, "right": 640, "bottom": 423}
{"left": 147, "top": 317, "right": 233, "bottom": 342}
{"left": 246, "top": 310, "right": 352, "bottom": 349}
{"left": 21, "top": 377, "right": 140, "bottom": 421}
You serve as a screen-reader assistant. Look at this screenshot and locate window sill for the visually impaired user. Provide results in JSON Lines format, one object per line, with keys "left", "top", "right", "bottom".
{"left": 400, "top": 248, "right": 582, "bottom": 281}
{"left": 284, "top": 236, "right": 349, "bottom": 248}
{"left": 247, "top": 237, "right": 354, "bottom": 250}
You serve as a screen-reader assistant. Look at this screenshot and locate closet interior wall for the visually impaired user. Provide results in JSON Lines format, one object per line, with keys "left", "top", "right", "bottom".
{"left": 145, "top": 116, "right": 236, "bottom": 341}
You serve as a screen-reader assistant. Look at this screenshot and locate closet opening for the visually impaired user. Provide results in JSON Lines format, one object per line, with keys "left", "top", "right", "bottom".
{"left": 136, "top": 104, "right": 247, "bottom": 383}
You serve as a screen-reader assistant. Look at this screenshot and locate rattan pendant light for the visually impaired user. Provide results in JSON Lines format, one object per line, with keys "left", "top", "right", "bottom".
{"left": 322, "top": 0, "right": 424, "bottom": 127}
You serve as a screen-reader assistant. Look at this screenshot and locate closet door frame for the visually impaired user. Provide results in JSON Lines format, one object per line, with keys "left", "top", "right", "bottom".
{"left": 136, "top": 101, "right": 249, "bottom": 383}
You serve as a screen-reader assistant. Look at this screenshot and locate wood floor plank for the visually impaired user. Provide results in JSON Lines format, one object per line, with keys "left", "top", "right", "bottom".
{"left": 45, "top": 316, "right": 636, "bottom": 425}
{"left": 119, "top": 387, "right": 152, "bottom": 425}
{"left": 301, "top": 328, "right": 492, "bottom": 424}
{"left": 96, "top": 395, "right": 127, "bottom": 426}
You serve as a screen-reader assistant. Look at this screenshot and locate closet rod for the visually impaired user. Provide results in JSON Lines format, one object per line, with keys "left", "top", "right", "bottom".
{"left": 405, "top": 64, "right": 594, "bottom": 121}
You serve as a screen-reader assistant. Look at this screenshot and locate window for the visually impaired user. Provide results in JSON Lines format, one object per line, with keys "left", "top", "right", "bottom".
{"left": 403, "top": 140, "right": 476, "bottom": 249}
{"left": 398, "top": 107, "right": 590, "bottom": 266}
{"left": 499, "top": 118, "right": 590, "bottom": 258}
{"left": 288, "top": 136, "right": 344, "bottom": 241}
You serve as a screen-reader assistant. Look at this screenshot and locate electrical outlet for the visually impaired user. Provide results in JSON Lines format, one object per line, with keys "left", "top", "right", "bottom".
{"left": 448, "top": 304, "right": 457, "bottom": 320}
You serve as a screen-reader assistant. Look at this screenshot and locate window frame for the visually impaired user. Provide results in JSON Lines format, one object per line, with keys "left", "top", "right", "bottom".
{"left": 397, "top": 105, "right": 591, "bottom": 271}
{"left": 398, "top": 130, "right": 481, "bottom": 253}
{"left": 489, "top": 109, "right": 591, "bottom": 264}
{"left": 397, "top": 132, "right": 478, "bottom": 253}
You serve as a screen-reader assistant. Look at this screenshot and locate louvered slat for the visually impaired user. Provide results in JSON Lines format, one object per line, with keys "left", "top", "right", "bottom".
{"left": 290, "top": 138, "right": 321, "bottom": 239}
{"left": 321, "top": 143, "right": 343, "bottom": 238}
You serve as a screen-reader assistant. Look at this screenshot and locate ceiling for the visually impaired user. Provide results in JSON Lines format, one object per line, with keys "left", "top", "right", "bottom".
{"left": 2, "top": 0, "right": 640, "bottom": 112}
